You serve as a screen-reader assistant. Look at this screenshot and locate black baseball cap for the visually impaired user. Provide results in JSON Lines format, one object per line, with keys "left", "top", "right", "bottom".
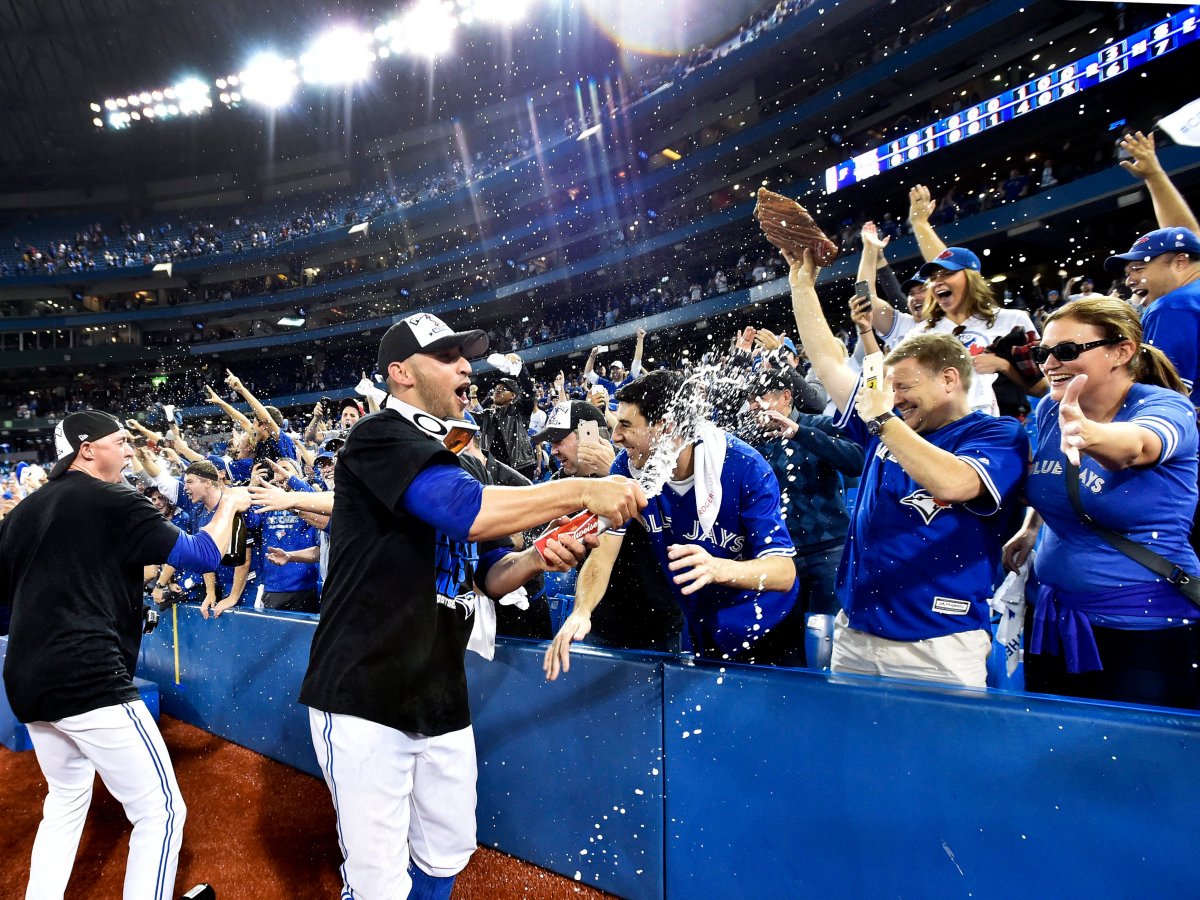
{"left": 49, "top": 410, "right": 123, "bottom": 479}
{"left": 377, "top": 312, "right": 488, "bottom": 374}
{"left": 532, "top": 401, "right": 608, "bottom": 444}
{"left": 746, "top": 368, "right": 793, "bottom": 399}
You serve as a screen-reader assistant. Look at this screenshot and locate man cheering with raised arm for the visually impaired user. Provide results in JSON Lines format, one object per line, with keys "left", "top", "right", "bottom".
{"left": 783, "top": 249, "right": 1029, "bottom": 688}
{"left": 299, "top": 312, "right": 644, "bottom": 900}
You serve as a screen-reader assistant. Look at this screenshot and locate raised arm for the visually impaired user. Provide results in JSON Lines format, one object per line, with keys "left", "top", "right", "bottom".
{"left": 630, "top": 328, "right": 647, "bottom": 379}
{"left": 907, "top": 184, "right": 949, "bottom": 262}
{"left": 204, "top": 384, "right": 255, "bottom": 435}
{"left": 784, "top": 249, "right": 860, "bottom": 412}
{"left": 1120, "top": 131, "right": 1200, "bottom": 233}
{"left": 226, "top": 369, "right": 279, "bottom": 437}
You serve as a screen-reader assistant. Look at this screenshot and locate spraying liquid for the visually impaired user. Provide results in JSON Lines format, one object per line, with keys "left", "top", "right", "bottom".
{"left": 533, "top": 367, "right": 747, "bottom": 560}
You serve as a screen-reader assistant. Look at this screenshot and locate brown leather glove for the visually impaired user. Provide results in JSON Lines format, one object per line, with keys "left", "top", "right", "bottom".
{"left": 754, "top": 188, "right": 839, "bottom": 266}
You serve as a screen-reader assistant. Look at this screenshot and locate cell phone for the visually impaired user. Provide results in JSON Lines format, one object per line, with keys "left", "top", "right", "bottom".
{"left": 578, "top": 420, "right": 600, "bottom": 443}
{"left": 132, "top": 435, "right": 149, "bottom": 448}
{"left": 863, "top": 351, "right": 884, "bottom": 392}
{"left": 855, "top": 280, "right": 871, "bottom": 298}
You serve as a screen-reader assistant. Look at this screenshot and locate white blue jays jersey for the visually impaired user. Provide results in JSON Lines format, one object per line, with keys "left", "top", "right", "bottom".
{"left": 611, "top": 432, "right": 797, "bottom": 655}
{"left": 834, "top": 397, "right": 1029, "bottom": 641}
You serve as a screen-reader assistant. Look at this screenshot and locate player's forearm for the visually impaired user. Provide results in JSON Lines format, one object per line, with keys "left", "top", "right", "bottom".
{"left": 1142, "top": 171, "right": 1200, "bottom": 233}
{"left": 481, "top": 548, "right": 543, "bottom": 598}
{"left": 878, "top": 420, "right": 984, "bottom": 503}
{"left": 198, "top": 496, "right": 240, "bottom": 555}
{"left": 470, "top": 481, "right": 589, "bottom": 541}
{"left": 716, "top": 554, "right": 796, "bottom": 593}
{"left": 911, "top": 219, "right": 947, "bottom": 262}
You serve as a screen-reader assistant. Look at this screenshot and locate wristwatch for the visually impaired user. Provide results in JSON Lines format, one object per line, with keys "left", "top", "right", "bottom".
{"left": 866, "top": 411, "right": 897, "bottom": 437}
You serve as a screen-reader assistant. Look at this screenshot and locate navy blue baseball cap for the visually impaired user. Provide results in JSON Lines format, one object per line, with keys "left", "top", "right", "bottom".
{"left": 1104, "top": 227, "right": 1200, "bottom": 273}
{"left": 902, "top": 275, "right": 927, "bottom": 293}
{"left": 917, "top": 247, "right": 982, "bottom": 279}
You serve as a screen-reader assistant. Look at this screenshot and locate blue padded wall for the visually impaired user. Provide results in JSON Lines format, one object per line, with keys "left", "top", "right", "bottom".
{"left": 662, "top": 663, "right": 1200, "bottom": 899}
{"left": 129, "top": 607, "right": 1200, "bottom": 899}
{"left": 137, "top": 606, "right": 321, "bottom": 777}
{"left": 467, "top": 642, "right": 665, "bottom": 900}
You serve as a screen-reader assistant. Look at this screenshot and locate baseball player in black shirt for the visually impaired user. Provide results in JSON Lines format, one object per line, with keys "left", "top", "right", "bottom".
{"left": 0, "top": 411, "right": 251, "bottom": 899}
{"left": 300, "top": 313, "right": 645, "bottom": 900}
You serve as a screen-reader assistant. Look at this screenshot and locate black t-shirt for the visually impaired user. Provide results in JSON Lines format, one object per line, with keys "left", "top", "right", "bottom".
{"left": 0, "top": 472, "right": 180, "bottom": 723}
{"left": 299, "top": 410, "right": 478, "bottom": 736}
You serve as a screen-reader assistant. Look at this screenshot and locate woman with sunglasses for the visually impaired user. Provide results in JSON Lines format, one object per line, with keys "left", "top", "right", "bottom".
{"left": 1003, "top": 297, "right": 1200, "bottom": 708}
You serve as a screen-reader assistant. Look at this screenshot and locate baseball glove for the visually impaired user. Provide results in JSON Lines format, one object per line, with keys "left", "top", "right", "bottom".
{"left": 754, "top": 188, "right": 839, "bottom": 266}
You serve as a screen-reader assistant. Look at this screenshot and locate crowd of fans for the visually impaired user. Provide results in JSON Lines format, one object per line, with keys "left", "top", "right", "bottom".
{"left": 4, "top": 128, "right": 1198, "bottom": 716}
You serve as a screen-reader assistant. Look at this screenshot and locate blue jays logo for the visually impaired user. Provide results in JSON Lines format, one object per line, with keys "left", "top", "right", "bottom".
{"left": 901, "top": 490, "right": 952, "bottom": 524}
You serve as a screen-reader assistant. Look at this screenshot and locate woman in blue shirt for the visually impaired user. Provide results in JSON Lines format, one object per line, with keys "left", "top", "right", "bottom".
{"left": 1004, "top": 298, "right": 1200, "bottom": 708}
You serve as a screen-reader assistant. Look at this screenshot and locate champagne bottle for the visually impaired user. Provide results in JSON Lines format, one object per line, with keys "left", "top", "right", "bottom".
{"left": 220, "top": 511, "right": 248, "bottom": 567}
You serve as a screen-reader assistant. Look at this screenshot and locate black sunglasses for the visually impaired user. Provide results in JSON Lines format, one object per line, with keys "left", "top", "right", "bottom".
{"left": 1030, "top": 337, "right": 1123, "bottom": 365}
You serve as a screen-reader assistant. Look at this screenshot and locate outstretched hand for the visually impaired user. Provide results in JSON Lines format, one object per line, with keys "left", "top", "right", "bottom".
{"left": 1118, "top": 131, "right": 1164, "bottom": 182}
{"left": 908, "top": 184, "right": 935, "bottom": 224}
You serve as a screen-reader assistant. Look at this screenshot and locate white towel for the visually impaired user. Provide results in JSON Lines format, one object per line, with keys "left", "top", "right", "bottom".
{"left": 692, "top": 423, "right": 727, "bottom": 541}
{"left": 356, "top": 377, "right": 388, "bottom": 406}
{"left": 988, "top": 555, "right": 1032, "bottom": 677}
{"left": 466, "top": 587, "right": 529, "bottom": 661}
{"left": 467, "top": 594, "right": 497, "bottom": 661}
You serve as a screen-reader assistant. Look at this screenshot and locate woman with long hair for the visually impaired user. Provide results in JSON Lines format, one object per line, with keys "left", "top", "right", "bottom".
{"left": 1004, "top": 297, "right": 1200, "bottom": 708}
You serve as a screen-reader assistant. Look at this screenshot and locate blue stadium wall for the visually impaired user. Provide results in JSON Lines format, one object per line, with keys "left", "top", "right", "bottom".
{"left": 130, "top": 605, "right": 1200, "bottom": 899}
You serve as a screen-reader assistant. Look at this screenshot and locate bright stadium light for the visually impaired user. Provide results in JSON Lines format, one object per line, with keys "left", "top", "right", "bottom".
{"left": 174, "top": 78, "right": 211, "bottom": 115}
{"left": 399, "top": 0, "right": 458, "bottom": 57}
{"left": 241, "top": 53, "right": 300, "bottom": 108}
{"left": 460, "top": 0, "right": 530, "bottom": 26}
{"left": 301, "top": 27, "right": 375, "bottom": 84}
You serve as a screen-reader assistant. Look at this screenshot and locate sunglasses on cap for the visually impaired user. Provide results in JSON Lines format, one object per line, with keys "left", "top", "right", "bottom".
{"left": 1030, "top": 338, "right": 1123, "bottom": 365}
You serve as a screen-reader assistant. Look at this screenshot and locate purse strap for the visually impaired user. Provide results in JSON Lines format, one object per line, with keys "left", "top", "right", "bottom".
{"left": 1064, "top": 460, "right": 1200, "bottom": 607}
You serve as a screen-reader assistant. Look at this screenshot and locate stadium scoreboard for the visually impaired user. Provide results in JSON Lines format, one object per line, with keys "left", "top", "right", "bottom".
{"left": 824, "top": 7, "right": 1200, "bottom": 194}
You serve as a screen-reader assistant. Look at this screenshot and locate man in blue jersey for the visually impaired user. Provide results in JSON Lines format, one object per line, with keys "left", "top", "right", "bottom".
{"left": 544, "top": 369, "right": 801, "bottom": 677}
{"left": 1106, "top": 227, "right": 1200, "bottom": 405}
{"left": 247, "top": 499, "right": 319, "bottom": 612}
{"left": 181, "top": 460, "right": 252, "bottom": 618}
{"left": 783, "top": 249, "right": 1028, "bottom": 688}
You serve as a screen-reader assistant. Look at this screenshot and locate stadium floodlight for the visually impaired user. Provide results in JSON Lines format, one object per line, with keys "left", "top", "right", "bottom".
{"left": 460, "top": 0, "right": 530, "bottom": 26}
{"left": 398, "top": 0, "right": 458, "bottom": 57}
{"left": 174, "top": 78, "right": 211, "bottom": 115}
{"left": 301, "top": 27, "right": 375, "bottom": 84}
{"left": 241, "top": 53, "right": 300, "bottom": 108}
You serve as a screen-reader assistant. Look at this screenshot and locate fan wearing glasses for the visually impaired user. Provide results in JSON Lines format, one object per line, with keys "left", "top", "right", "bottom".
{"left": 1004, "top": 297, "right": 1200, "bottom": 709}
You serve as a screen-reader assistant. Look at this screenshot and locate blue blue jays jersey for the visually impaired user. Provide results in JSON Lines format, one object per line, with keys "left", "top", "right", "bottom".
{"left": 1143, "top": 280, "right": 1200, "bottom": 406}
{"left": 834, "top": 399, "right": 1029, "bottom": 641}
{"left": 246, "top": 508, "right": 318, "bottom": 593}
{"left": 611, "top": 432, "right": 797, "bottom": 656}
{"left": 1027, "top": 383, "right": 1200, "bottom": 597}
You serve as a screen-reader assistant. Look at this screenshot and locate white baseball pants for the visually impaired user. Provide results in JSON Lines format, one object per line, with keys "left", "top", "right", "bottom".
{"left": 25, "top": 700, "right": 185, "bottom": 900}
{"left": 309, "top": 709, "right": 477, "bottom": 900}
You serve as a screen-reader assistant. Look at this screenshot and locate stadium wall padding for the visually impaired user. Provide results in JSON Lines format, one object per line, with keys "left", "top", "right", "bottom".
{"left": 132, "top": 605, "right": 1200, "bottom": 899}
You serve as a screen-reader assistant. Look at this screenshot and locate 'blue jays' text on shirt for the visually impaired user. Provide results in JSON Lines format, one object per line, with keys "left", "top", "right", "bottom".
{"left": 834, "top": 392, "right": 1029, "bottom": 641}
{"left": 1143, "top": 280, "right": 1200, "bottom": 406}
{"left": 245, "top": 508, "right": 319, "bottom": 593}
{"left": 610, "top": 432, "right": 798, "bottom": 656}
{"left": 1027, "top": 383, "right": 1200, "bottom": 597}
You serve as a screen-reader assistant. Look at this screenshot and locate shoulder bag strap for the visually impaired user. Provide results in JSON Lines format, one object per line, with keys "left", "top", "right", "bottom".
{"left": 1064, "top": 461, "right": 1200, "bottom": 607}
